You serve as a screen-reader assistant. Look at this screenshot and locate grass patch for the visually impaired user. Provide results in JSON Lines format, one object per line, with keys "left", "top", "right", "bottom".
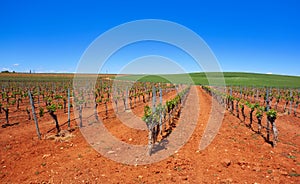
{"left": 289, "top": 172, "right": 300, "bottom": 177}
{"left": 287, "top": 155, "right": 297, "bottom": 160}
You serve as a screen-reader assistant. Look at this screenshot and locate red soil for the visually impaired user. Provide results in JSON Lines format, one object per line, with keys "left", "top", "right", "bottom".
{"left": 0, "top": 86, "right": 299, "bottom": 183}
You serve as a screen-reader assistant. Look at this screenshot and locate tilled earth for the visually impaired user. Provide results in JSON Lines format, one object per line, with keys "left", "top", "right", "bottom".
{"left": 0, "top": 86, "right": 299, "bottom": 183}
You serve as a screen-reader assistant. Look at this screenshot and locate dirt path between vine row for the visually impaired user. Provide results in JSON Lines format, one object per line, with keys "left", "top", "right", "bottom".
{"left": 0, "top": 86, "right": 299, "bottom": 183}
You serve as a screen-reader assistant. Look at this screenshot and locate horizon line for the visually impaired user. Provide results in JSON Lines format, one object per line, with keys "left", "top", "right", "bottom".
{"left": 1, "top": 71, "right": 300, "bottom": 78}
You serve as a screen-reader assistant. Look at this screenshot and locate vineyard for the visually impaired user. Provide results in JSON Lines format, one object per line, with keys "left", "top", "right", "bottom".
{"left": 203, "top": 85, "right": 300, "bottom": 147}
{"left": 0, "top": 73, "right": 299, "bottom": 183}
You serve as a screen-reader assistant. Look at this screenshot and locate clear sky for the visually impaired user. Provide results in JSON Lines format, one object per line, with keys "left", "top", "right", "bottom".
{"left": 0, "top": 0, "right": 299, "bottom": 76}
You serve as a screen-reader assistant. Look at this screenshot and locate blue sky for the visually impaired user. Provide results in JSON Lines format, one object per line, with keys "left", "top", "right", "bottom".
{"left": 0, "top": 0, "right": 299, "bottom": 76}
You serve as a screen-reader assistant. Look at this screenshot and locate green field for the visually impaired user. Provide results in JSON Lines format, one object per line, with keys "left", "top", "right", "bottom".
{"left": 0, "top": 72, "right": 300, "bottom": 88}
{"left": 116, "top": 72, "right": 300, "bottom": 88}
